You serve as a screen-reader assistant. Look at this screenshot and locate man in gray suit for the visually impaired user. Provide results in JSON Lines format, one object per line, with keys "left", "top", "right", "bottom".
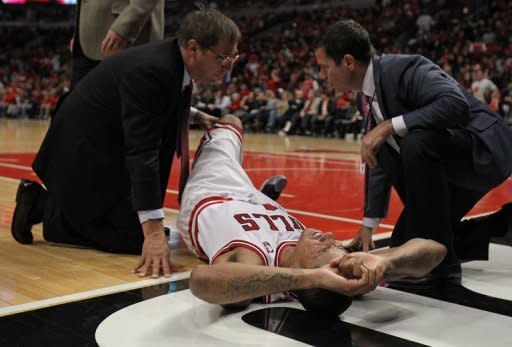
{"left": 314, "top": 20, "right": 512, "bottom": 288}
{"left": 70, "top": 0, "right": 164, "bottom": 87}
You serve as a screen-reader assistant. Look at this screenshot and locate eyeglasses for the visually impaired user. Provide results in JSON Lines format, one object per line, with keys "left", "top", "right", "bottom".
{"left": 208, "top": 47, "right": 240, "bottom": 64}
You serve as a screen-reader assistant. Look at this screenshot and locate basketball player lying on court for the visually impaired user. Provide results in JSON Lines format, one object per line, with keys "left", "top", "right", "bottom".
{"left": 177, "top": 114, "right": 447, "bottom": 314}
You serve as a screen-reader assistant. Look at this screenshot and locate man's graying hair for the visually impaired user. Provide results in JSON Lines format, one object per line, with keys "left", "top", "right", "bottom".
{"left": 318, "top": 19, "right": 375, "bottom": 65}
{"left": 177, "top": 4, "right": 241, "bottom": 49}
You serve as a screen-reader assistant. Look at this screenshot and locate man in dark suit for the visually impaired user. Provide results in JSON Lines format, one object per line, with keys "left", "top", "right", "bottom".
{"left": 314, "top": 19, "right": 512, "bottom": 286}
{"left": 11, "top": 7, "right": 241, "bottom": 279}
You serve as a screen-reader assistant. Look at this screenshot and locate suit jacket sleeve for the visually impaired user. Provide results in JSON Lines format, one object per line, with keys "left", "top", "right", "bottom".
{"left": 119, "top": 64, "right": 174, "bottom": 211}
{"left": 364, "top": 165, "right": 392, "bottom": 218}
{"left": 398, "top": 56, "right": 470, "bottom": 130}
{"left": 111, "top": 0, "right": 161, "bottom": 43}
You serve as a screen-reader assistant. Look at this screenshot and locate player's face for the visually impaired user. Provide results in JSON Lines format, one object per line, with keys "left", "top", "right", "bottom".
{"left": 289, "top": 229, "right": 338, "bottom": 269}
{"left": 315, "top": 47, "right": 353, "bottom": 93}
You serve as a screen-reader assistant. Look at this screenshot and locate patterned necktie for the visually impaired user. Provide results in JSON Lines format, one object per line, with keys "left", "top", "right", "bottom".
{"left": 356, "top": 92, "right": 373, "bottom": 212}
{"left": 177, "top": 83, "right": 192, "bottom": 203}
{"left": 356, "top": 92, "right": 373, "bottom": 134}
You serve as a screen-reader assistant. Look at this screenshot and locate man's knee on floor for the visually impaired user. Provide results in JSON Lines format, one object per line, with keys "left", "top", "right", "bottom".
{"left": 219, "top": 114, "right": 243, "bottom": 131}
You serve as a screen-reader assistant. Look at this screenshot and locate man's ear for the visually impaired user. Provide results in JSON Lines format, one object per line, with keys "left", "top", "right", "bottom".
{"left": 187, "top": 39, "right": 199, "bottom": 54}
{"left": 343, "top": 54, "right": 356, "bottom": 71}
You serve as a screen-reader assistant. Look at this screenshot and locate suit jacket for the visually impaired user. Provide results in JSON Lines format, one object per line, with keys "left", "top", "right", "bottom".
{"left": 78, "top": 0, "right": 164, "bottom": 60}
{"left": 365, "top": 54, "right": 512, "bottom": 218}
{"left": 33, "top": 38, "right": 185, "bottom": 223}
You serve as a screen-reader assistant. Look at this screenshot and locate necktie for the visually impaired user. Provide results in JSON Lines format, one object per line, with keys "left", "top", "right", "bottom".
{"left": 356, "top": 92, "right": 373, "bottom": 134}
{"left": 356, "top": 92, "right": 373, "bottom": 211}
{"left": 177, "top": 83, "right": 192, "bottom": 203}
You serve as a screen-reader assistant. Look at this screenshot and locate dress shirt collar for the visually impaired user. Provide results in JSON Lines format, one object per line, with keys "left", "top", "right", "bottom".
{"left": 360, "top": 59, "right": 375, "bottom": 98}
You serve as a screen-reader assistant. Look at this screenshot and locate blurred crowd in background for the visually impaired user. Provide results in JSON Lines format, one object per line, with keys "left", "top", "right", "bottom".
{"left": 1, "top": 0, "right": 511, "bottom": 138}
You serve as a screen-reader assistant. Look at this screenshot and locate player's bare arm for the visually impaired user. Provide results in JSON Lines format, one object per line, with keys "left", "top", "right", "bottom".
{"left": 189, "top": 261, "right": 379, "bottom": 305}
{"left": 333, "top": 238, "right": 447, "bottom": 280}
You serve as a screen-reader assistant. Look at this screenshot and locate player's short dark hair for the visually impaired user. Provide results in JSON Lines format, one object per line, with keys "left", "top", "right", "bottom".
{"left": 177, "top": 5, "right": 241, "bottom": 49}
{"left": 291, "top": 288, "right": 353, "bottom": 317}
{"left": 317, "top": 19, "right": 374, "bottom": 65}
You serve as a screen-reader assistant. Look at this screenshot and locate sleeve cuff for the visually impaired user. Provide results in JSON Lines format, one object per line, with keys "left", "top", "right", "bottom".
{"left": 190, "top": 106, "right": 198, "bottom": 120}
{"left": 362, "top": 217, "right": 381, "bottom": 229}
{"left": 392, "top": 115, "right": 408, "bottom": 137}
{"left": 138, "top": 209, "right": 165, "bottom": 224}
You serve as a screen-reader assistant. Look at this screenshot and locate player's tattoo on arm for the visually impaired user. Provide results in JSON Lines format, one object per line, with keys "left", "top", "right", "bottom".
{"left": 225, "top": 269, "right": 304, "bottom": 299}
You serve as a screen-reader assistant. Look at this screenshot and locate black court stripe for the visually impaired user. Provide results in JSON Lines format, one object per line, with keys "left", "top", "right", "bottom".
{"left": 242, "top": 307, "right": 428, "bottom": 347}
{"left": 0, "top": 280, "right": 189, "bottom": 347}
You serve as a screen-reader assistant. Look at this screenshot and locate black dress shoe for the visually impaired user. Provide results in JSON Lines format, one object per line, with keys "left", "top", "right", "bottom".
{"left": 11, "top": 179, "right": 45, "bottom": 244}
{"left": 260, "top": 175, "right": 287, "bottom": 201}
{"left": 386, "top": 261, "right": 462, "bottom": 291}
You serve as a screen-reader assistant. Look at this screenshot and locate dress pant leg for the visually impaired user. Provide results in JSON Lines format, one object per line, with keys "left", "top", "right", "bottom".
{"left": 90, "top": 197, "right": 144, "bottom": 254}
{"left": 379, "top": 130, "right": 482, "bottom": 265}
{"left": 451, "top": 187, "right": 488, "bottom": 261}
{"left": 42, "top": 193, "right": 96, "bottom": 248}
{"left": 373, "top": 144, "right": 410, "bottom": 249}
{"left": 42, "top": 194, "right": 144, "bottom": 254}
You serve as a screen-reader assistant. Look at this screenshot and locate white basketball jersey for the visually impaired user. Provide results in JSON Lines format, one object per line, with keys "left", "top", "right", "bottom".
{"left": 177, "top": 122, "right": 304, "bottom": 267}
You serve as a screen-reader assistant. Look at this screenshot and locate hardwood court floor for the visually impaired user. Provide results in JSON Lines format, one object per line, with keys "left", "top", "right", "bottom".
{"left": 0, "top": 119, "right": 510, "bottom": 312}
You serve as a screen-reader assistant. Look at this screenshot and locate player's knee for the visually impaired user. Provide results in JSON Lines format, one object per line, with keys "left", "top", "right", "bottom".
{"left": 220, "top": 114, "right": 243, "bottom": 130}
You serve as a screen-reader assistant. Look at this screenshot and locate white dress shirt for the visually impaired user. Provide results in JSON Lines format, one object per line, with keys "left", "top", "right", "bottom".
{"left": 360, "top": 60, "right": 408, "bottom": 229}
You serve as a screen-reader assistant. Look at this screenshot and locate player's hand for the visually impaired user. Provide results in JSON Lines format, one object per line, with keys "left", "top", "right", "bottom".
{"left": 289, "top": 228, "right": 335, "bottom": 268}
{"left": 344, "top": 225, "right": 375, "bottom": 252}
{"left": 193, "top": 110, "right": 218, "bottom": 130}
{"left": 133, "top": 219, "right": 172, "bottom": 278}
{"left": 316, "top": 262, "right": 381, "bottom": 296}
{"left": 101, "top": 30, "right": 129, "bottom": 57}
{"left": 330, "top": 252, "right": 388, "bottom": 280}
{"left": 360, "top": 119, "right": 394, "bottom": 168}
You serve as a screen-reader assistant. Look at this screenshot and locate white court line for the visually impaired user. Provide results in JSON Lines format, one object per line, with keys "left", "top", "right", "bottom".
{"left": 0, "top": 271, "right": 191, "bottom": 317}
{"left": 0, "top": 158, "right": 20, "bottom": 163}
{"left": 0, "top": 162, "right": 33, "bottom": 171}
{"left": 286, "top": 208, "right": 395, "bottom": 229}
{"left": 163, "top": 189, "right": 497, "bottom": 229}
{"left": 251, "top": 152, "right": 359, "bottom": 166}
{"left": 167, "top": 188, "right": 295, "bottom": 198}
{"left": 245, "top": 167, "right": 358, "bottom": 173}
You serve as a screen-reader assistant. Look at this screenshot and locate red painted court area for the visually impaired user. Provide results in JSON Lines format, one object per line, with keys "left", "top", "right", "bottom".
{"left": 1, "top": 151, "right": 511, "bottom": 240}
